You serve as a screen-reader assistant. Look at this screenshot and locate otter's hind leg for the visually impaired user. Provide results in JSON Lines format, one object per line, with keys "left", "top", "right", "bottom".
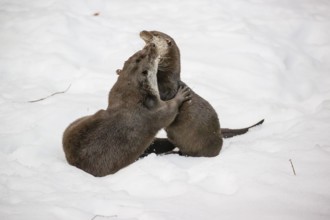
{"left": 139, "top": 138, "right": 176, "bottom": 158}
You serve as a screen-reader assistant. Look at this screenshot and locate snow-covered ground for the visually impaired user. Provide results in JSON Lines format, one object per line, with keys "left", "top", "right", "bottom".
{"left": 1, "top": 0, "right": 330, "bottom": 219}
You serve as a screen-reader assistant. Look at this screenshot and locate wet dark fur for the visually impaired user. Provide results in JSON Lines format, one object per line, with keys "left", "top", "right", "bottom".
{"left": 62, "top": 44, "right": 191, "bottom": 176}
{"left": 140, "top": 30, "right": 264, "bottom": 157}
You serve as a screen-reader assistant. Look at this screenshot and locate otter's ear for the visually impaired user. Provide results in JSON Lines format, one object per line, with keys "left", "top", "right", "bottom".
{"left": 116, "top": 69, "right": 122, "bottom": 75}
{"left": 166, "top": 39, "right": 172, "bottom": 46}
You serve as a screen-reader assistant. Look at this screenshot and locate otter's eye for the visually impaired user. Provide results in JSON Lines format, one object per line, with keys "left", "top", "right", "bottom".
{"left": 167, "top": 40, "right": 172, "bottom": 46}
{"left": 142, "top": 70, "right": 148, "bottom": 75}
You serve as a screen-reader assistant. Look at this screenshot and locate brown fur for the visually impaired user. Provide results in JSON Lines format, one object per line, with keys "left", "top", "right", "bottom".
{"left": 140, "top": 30, "right": 264, "bottom": 157}
{"left": 62, "top": 43, "right": 191, "bottom": 176}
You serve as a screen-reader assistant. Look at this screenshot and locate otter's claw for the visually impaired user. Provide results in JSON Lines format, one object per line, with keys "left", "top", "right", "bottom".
{"left": 176, "top": 86, "right": 192, "bottom": 104}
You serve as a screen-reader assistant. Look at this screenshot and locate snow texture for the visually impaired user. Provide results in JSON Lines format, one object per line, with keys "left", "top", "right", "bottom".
{"left": 1, "top": 0, "right": 330, "bottom": 219}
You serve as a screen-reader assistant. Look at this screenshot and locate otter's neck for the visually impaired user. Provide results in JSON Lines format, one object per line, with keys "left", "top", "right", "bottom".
{"left": 108, "top": 75, "right": 160, "bottom": 110}
{"left": 157, "top": 46, "right": 181, "bottom": 101}
{"left": 148, "top": 59, "right": 160, "bottom": 99}
{"left": 157, "top": 69, "right": 180, "bottom": 101}
{"left": 107, "top": 79, "right": 142, "bottom": 109}
{"left": 157, "top": 47, "right": 181, "bottom": 101}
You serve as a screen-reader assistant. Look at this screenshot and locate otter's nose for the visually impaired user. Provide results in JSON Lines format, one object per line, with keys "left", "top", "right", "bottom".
{"left": 144, "top": 43, "right": 158, "bottom": 60}
{"left": 144, "top": 43, "right": 156, "bottom": 51}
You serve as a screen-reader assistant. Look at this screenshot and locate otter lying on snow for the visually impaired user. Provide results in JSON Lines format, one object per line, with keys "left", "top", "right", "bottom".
{"left": 62, "top": 43, "right": 191, "bottom": 176}
{"left": 139, "top": 30, "right": 264, "bottom": 157}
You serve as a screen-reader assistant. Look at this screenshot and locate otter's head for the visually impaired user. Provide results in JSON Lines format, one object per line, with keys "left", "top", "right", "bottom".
{"left": 140, "top": 31, "right": 175, "bottom": 57}
{"left": 120, "top": 43, "right": 160, "bottom": 96}
{"left": 140, "top": 30, "right": 180, "bottom": 75}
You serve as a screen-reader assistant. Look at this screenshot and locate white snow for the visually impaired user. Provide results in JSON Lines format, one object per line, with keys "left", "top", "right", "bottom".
{"left": 1, "top": 0, "right": 330, "bottom": 219}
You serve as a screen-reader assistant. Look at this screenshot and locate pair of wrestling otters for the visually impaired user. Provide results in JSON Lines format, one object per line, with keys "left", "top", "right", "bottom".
{"left": 63, "top": 31, "right": 264, "bottom": 177}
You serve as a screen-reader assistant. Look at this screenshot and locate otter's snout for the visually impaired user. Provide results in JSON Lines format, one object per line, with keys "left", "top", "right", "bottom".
{"left": 142, "top": 43, "right": 158, "bottom": 59}
{"left": 140, "top": 30, "right": 153, "bottom": 42}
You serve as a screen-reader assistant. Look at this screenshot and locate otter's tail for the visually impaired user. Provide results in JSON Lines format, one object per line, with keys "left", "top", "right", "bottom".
{"left": 221, "top": 119, "right": 264, "bottom": 138}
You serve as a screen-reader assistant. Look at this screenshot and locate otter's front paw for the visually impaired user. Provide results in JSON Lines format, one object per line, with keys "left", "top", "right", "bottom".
{"left": 175, "top": 86, "right": 192, "bottom": 104}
